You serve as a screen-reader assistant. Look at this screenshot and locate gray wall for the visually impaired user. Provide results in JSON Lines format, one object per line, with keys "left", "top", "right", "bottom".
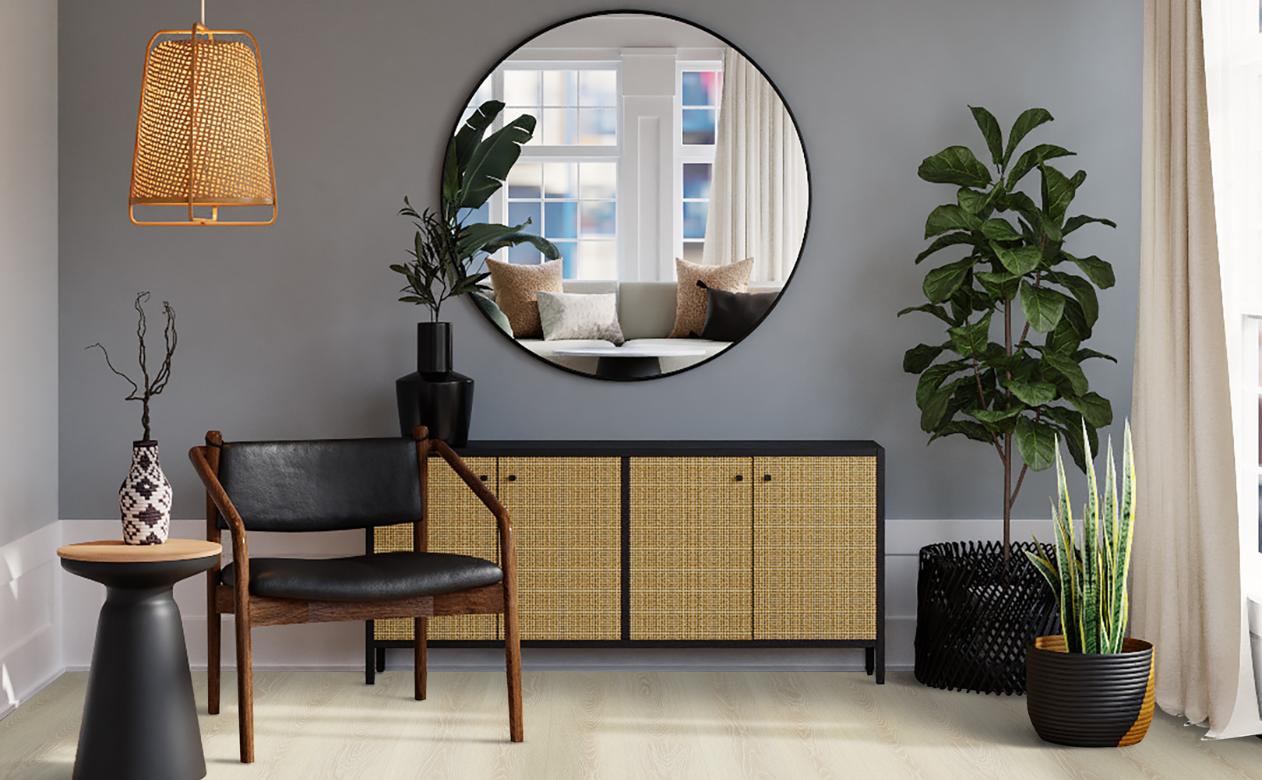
{"left": 1, "top": 0, "right": 58, "bottom": 547}
{"left": 58, "top": 0, "right": 1142, "bottom": 523}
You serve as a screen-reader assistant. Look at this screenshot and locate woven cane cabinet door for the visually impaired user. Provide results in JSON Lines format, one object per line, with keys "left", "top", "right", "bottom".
{"left": 753, "top": 457, "right": 877, "bottom": 640}
{"left": 498, "top": 457, "right": 621, "bottom": 640}
{"left": 373, "top": 456, "right": 500, "bottom": 642}
{"left": 629, "top": 457, "right": 752, "bottom": 640}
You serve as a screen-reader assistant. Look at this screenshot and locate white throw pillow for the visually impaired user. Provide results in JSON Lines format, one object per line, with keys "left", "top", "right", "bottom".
{"left": 536, "top": 291, "right": 625, "bottom": 346}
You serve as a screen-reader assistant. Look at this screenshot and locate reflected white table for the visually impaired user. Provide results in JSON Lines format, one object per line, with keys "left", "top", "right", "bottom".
{"left": 551, "top": 344, "right": 707, "bottom": 379}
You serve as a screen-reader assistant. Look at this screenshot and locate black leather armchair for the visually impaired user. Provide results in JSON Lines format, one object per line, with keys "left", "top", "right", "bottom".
{"left": 189, "top": 426, "right": 522, "bottom": 763}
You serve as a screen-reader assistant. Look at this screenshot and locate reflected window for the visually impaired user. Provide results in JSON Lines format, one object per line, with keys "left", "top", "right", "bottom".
{"left": 678, "top": 67, "right": 722, "bottom": 265}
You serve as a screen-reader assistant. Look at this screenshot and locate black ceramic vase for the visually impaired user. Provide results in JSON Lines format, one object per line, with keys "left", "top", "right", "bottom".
{"left": 396, "top": 322, "right": 474, "bottom": 447}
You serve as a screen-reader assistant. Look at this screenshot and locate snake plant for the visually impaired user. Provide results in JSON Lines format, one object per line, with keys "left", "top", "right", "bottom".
{"left": 1024, "top": 420, "right": 1136, "bottom": 654}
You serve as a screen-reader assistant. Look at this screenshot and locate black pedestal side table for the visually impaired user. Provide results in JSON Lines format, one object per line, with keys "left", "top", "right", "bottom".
{"left": 58, "top": 539, "right": 221, "bottom": 780}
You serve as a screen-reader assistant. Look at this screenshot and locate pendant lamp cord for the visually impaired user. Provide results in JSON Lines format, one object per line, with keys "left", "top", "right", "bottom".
{"left": 200, "top": 0, "right": 205, "bottom": 26}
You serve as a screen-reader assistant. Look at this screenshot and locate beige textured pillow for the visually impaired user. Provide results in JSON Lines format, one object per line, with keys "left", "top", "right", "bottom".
{"left": 486, "top": 258, "right": 564, "bottom": 339}
{"left": 668, "top": 257, "right": 754, "bottom": 338}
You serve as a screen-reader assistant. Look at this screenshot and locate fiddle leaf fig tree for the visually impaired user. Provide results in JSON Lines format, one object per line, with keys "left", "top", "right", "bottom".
{"left": 900, "top": 107, "right": 1118, "bottom": 561}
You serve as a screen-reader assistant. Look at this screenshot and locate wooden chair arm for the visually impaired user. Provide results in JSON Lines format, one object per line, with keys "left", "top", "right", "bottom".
{"left": 428, "top": 439, "right": 517, "bottom": 579}
{"left": 189, "top": 445, "right": 251, "bottom": 592}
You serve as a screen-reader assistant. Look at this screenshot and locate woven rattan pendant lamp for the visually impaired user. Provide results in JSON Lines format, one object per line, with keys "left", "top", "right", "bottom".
{"left": 129, "top": 0, "right": 276, "bottom": 226}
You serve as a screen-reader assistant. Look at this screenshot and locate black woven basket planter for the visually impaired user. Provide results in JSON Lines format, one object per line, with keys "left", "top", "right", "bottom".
{"left": 914, "top": 541, "right": 1058, "bottom": 695}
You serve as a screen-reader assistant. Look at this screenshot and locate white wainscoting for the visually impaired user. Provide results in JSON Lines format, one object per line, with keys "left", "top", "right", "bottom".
{"left": 0, "top": 523, "right": 62, "bottom": 720}
{"left": 56, "top": 517, "right": 1052, "bottom": 675}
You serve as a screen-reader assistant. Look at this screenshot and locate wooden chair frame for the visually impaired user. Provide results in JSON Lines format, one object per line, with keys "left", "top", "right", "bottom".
{"left": 189, "top": 426, "right": 522, "bottom": 764}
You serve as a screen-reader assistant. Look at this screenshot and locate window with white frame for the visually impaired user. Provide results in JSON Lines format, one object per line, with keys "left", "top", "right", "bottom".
{"left": 677, "top": 66, "right": 722, "bottom": 264}
{"left": 1203, "top": 0, "right": 1262, "bottom": 559}
{"left": 456, "top": 55, "right": 727, "bottom": 282}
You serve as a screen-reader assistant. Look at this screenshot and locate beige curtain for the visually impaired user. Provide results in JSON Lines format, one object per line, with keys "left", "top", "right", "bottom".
{"left": 700, "top": 48, "right": 809, "bottom": 283}
{"left": 1133, "top": 0, "right": 1260, "bottom": 738}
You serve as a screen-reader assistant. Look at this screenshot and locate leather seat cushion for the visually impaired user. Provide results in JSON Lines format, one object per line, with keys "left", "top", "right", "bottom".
{"left": 220, "top": 551, "right": 503, "bottom": 602}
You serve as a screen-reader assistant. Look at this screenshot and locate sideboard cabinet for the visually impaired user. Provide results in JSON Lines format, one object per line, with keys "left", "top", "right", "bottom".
{"left": 368, "top": 441, "right": 884, "bottom": 682}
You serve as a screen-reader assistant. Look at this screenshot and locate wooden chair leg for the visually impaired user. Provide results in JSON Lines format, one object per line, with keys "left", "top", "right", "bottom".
{"left": 235, "top": 611, "right": 255, "bottom": 763}
{"left": 208, "top": 610, "right": 221, "bottom": 714}
{"left": 504, "top": 608, "right": 523, "bottom": 742}
{"left": 414, "top": 617, "right": 427, "bottom": 701}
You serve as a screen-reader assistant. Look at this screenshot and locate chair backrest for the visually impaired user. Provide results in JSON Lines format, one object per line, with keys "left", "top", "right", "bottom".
{"left": 216, "top": 438, "right": 422, "bottom": 532}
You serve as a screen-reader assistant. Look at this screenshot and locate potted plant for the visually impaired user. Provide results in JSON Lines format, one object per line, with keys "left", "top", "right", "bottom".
{"left": 902, "top": 106, "right": 1119, "bottom": 693}
{"left": 1024, "top": 422, "right": 1153, "bottom": 747}
{"left": 391, "top": 100, "right": 558, "bottom": 445}
{"left": 87, "top": 292, "right": 178, "bottom": 545}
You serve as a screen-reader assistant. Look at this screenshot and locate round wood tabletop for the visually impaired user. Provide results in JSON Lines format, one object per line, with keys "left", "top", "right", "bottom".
{"left": 57, "top": 539, "right": 221, "bottom": 563}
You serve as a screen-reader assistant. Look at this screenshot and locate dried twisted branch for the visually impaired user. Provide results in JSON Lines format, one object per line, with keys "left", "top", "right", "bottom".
{"left": 86, "top": 292, "right": 177, "bottom": 441}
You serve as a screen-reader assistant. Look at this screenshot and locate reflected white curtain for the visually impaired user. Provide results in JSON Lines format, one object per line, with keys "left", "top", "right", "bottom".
{"left": 700, "top": 48, "right": 809, "bottom": 283}
{"left": 1132, "top": 0, "right": 1261, "bottom": 738}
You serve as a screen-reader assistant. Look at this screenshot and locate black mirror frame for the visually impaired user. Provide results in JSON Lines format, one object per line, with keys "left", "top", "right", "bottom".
{"left": 445, "top": 8, "right": 812, "bottom": 381}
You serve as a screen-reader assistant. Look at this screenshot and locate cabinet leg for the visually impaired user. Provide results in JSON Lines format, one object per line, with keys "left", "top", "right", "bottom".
{"left": 376, "top": 647, "right": 387, "bottom": 673}
{"left": 865, "top": 647, "right": 874, "bottom": 675}
{"left": 365, "top": 621, "right": 375, "bottom": 685}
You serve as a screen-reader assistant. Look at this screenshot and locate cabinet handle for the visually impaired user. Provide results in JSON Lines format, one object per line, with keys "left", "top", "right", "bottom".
{"left": 734, "top": 474, "right": 744, "bottom": 482}
{"left": 479, "top": 475, "right": 488, "bottom": 482}
{"left": 763, "top": 474, "right": 772, "bottom": 482}
{"left": 507, "top": 474, "right": 517, "bottom": 482}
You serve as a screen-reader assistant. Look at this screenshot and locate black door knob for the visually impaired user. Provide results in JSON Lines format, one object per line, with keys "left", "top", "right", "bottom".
{"left": 763, "top": 474, "right": 772, "bottom": 482}
{"left": 479, "top": 475, "right": 488, "bottom": 482}
{"left": 507, "top": 475, "right": 517, "bottom": 482}
{"left": 734, "top": 474, "right": 744, "bottom": 482}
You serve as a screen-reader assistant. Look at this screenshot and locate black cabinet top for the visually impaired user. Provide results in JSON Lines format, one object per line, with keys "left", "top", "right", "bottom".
{"left": 454, "top": 440, "right": 883, "bottom": 458}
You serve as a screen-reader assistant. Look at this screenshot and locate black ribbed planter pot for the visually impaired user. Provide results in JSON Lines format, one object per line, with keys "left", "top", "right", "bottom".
{"left": 914, "top": 541, "right": 1059, "bottom": 695}
{"left": 1026, "top": 636, "right": 1156, "bottom": 747}
{"left": 395, "top": 322, "right": 474, "bottom": 447}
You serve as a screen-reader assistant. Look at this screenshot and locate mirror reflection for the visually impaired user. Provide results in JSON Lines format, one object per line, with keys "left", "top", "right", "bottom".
{"left": 450, "top": 13, "right": 809, "bottom": 379}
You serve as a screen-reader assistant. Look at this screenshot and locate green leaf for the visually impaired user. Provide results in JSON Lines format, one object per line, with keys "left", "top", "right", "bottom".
{"left": 922, "top": 259, "right": 973, "bottom": 303}
{"left": 1006, "top": 143, "right": 1075, "bottom": 189}
{"left": 453, "top": 100, "right": 503, "bottom": 177}
{"left": 1040, "top": 164, "right": 1076, "bottom": 224}
{"left": 1045, "top": 317, "right": 1082, "bottom": 356}
{"left": 1067, "top": 253, "right": 1116, "bottom": 289}
{"left": 469, "top": 290, "right": 512, "bottom": 335}
{"left": 1003, "top": 108, "right": 1054, "bottom": 167}
{"left": 915, "top": 232, "right": 975, "bottom": 264}
{"left": 947, "top": 312, "right": 992, "bottom": 358}
{"left": 1050, "top": 272, "right": 1099, "bottom": 327}
{"left": 460, "top": 113, "right": 537, "bottom": 210}
{"left": 1015, "top": 416, "right": 1058, "bottom": 471}
{"left": 981, "top": 218, "right": 1022, "bottom": 242}
{"left": 918, "top": 146, "right": 992, "bottom": 188}
{"left": 993, "top": 244, "right": 1041, "bottom": 275}
{"left": 972, "top": 406, "right": 1025, "bottom": 424}
{"left": 924, "top": 204, "right": 981, "bottom": 238}
{"left": 458, "top": 220, "right": 553, "bottom": 259}
{"left": 1019, "top": 281, "right": 1065, "bottom": 333}
{"left": 929, "top": 420, "right": 993, "bottom": 443}
{"left": 920, "top": 386, "right": 954, "bottom": 432}
{"left": 975, "top": 271, "right": 1021, "bottom": 300}
{"left": 480, "top": 231, "right": 562, "bottom": 260}
{"left": 957, "top": 187, "right": 993, "bottom": 215}
{"left": 1059, "top": 296, "right": 1093, "bottom": 341}
{"left": 1044, "top": 353, "right": 1089, "bottom": 395}
{"left": 916, "top": 361, "right": 966, "bottom": 408}
{"left": 442, "top": 140, "right": 460, "bottom": 213}
{"left": 904, "top": 343, "right": 946, "bottom": 374}
{"left": 898, "top": 302, "right": 960, "bottom": 326}
{"left": 1069, "top": 391, "right": 1113, "bottom": 428}
{"left": 970, "top": 106, "right": 1004, "bottom": 167}
{"left": 1063, "top": 214, "right": 1117, "bottom": 236}
{"left": 1073, "top": 347, "right": 1117, "bottom": 364}
{"left": 1007, "top": 380, "right": 1058, "bottom": 407}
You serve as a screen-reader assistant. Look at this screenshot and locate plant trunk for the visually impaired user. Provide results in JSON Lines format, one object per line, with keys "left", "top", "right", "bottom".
{"left": 1003, "top": 434, "right": 1011, "bottom": 566}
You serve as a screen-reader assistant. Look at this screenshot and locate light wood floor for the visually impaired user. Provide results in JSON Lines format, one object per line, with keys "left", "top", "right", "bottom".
{"left": 2, "top": 671, "right": 1261, "bottom": 779}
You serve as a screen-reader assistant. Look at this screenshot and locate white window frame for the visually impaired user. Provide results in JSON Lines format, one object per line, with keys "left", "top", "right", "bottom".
{"left": 674, "top": 60, "right": 723, "bottom": 267}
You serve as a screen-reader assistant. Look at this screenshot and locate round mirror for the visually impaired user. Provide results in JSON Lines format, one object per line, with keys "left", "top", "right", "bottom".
{"left": 445, "top": 11, "right": 810, "bottom": 380}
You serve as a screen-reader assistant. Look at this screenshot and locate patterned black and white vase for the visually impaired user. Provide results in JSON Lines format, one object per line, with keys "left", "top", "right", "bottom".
{"left": 120, "top": 440, "right": 173, "bottom": 545}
